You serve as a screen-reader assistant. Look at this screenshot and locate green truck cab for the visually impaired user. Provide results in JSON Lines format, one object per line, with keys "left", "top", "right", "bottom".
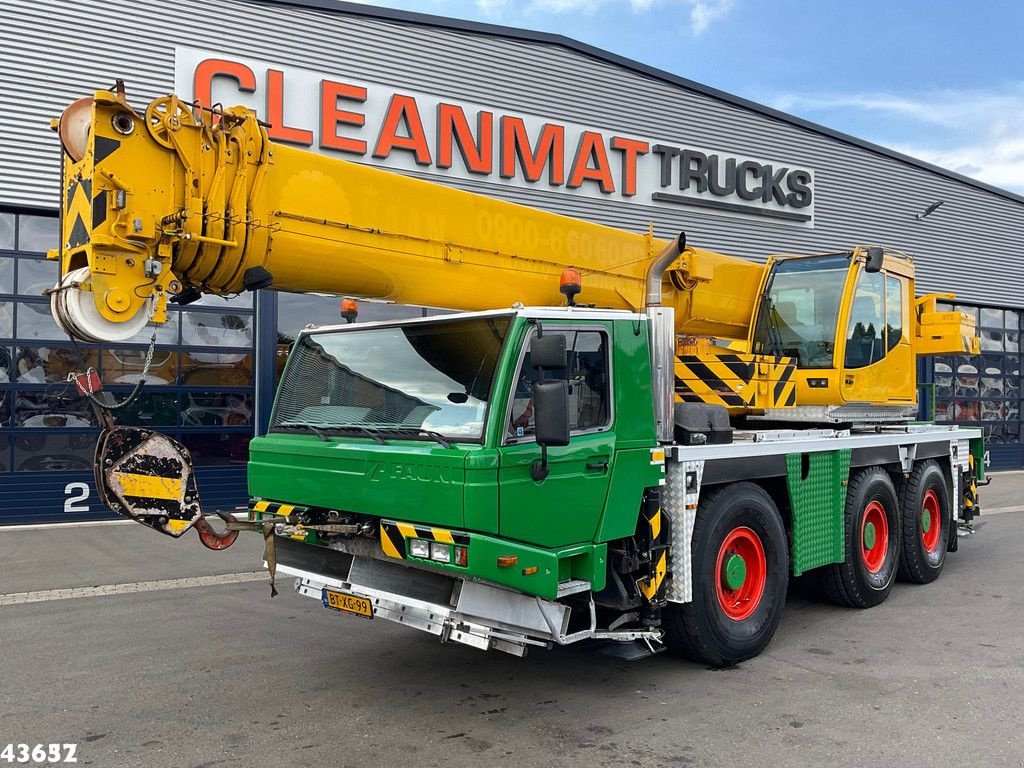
{"left": 250, "top": 309, "right": 665, "bottom": 602}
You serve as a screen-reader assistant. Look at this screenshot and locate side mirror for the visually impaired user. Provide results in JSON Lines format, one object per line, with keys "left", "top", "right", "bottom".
{"left": 531, "top": 334, "right": 566, "bottom": 371}
{"left": 531, "top": 380, "right": 569, "bottom": 481}
{"left": 533, "top": 380, "right": 570, "bottom": 447}
{"left": 864, "top": 246, "right": 884, "bottom": 273}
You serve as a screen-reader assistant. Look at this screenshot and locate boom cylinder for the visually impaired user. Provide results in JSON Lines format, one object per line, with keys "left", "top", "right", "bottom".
{"left": 51, "top": 89, "right": 765, "bottom": 342}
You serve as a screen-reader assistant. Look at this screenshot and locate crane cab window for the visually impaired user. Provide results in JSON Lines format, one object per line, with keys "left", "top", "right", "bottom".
{"left": 508, "top": 329, "right": 610, "bottom": 441}
{"left": 844, "top": 271, "right": 886, "bottom": 368}
{"left": 752, "top": 254, "right": 849, "bottom": 368}
{"left": 886, "top": 275, "right": 904, "bottom": 351}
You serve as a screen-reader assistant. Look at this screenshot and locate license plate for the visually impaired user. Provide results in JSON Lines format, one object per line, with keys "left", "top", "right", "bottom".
{"left": 322, "top": 589, "right": 373, "bottom": 619}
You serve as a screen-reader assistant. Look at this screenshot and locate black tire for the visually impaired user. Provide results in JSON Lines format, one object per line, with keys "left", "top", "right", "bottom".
{"left": 822, "top": 467, "right": 899, "bottom": 608}
{"left": 897, "top": 460, "right": 950, "bottom": 583}
{"left": 664, "top": 482, "right": 788, "bottom": 667}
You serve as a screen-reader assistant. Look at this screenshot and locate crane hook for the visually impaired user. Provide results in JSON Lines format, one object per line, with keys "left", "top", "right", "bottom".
{"left": 194, "top": 511, "right": 240, "bottom": 550}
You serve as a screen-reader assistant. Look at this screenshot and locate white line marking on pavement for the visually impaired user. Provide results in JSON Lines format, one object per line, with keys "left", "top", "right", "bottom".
{"left": 0, "top": 572, "right": 267, "bottom": 606}
{"left": 1, "top": 511, "right": 249, "bottom": 532}
{"left": 983, "top": 505, "right": 1024, "bottom": 516}
{"left": 0, "top": 520, "right": 134, "bottom": 532}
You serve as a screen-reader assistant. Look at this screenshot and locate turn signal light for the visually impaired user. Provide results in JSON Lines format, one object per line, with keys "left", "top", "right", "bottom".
{"left": 497, "top": 554, "right": 518, "bottom": 568}
{"left": 454, "top": 546, "right": 468, "bottom": 567}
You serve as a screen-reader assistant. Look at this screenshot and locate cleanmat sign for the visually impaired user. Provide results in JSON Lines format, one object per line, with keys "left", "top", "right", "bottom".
{"left": 174, "top": 46, "right": 814, "bottom": 225}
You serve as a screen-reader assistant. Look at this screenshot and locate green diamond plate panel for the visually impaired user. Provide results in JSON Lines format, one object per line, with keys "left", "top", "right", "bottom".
{"left": 785, "top": 449, "right": 851, "bottom": 575}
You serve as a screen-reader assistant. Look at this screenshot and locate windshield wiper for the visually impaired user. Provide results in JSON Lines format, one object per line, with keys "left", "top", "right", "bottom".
{"left": 377, "top": 428, "right": 453, "bottom": 449}
{"left": 417, "top": 429, "right": 453, "bottom": 449}
{"left": 340, "top": 425, "right": 387, "bottom": 445}
{"left": 279, "top": 422, "right": 330, "bottom": 442}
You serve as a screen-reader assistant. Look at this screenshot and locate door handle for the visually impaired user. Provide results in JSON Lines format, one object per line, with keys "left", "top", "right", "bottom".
{"left": 586, "top": 461, "right": 609, "bottom": 472}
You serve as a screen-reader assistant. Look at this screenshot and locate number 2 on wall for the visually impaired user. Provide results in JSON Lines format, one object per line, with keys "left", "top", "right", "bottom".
{"left": 64, "top": 482, "right": 90, "bottom": 513}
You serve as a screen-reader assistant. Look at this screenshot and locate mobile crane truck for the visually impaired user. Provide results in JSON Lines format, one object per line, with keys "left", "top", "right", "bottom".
{"left": 48, "top": 86, "right": 984, "bottom": 665}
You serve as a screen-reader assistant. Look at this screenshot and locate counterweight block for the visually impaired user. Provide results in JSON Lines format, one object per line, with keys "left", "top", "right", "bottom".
{"left": 95, "top": 427, "right": 203, "bottom": 537}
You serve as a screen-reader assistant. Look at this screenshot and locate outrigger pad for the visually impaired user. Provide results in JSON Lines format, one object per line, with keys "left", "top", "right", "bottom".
{"left": 95, "top": 427, "right": 203, "bottom": 537}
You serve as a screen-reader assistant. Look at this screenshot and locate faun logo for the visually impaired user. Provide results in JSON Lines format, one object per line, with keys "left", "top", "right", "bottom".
{"left": 368, "top": 462, "right": 454, "bottom": 484}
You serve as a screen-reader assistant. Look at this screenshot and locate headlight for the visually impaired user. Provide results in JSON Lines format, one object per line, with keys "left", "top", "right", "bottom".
{"left": 58, "top": 97, "right": 94, "bottom": 162}
{"left": 429, "top": 542, "right": 451, "bottom": 563}
{"left": 409, "top": 539, "right": 430, "bottom": 559}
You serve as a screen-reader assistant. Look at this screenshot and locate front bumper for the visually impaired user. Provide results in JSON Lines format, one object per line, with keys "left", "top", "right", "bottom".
{"left": 275, "top": 537, "right": 567, "bottom": 656}
{"left": 271, "top": 537, "right": 658, "bottom": 656}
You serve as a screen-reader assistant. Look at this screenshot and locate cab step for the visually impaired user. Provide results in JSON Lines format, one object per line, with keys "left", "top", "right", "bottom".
{"left": 556, "top": 579, "right": 591, "bottom": 597}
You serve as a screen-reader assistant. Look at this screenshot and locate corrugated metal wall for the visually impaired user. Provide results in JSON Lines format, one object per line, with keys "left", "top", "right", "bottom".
{"left": 2, "top": 0, "right": 1022, "bottom": 307}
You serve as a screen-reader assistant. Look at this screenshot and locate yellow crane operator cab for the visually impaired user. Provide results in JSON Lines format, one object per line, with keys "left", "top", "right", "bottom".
{"left": 751, "top": 247, "right": 917, "bottom": 414}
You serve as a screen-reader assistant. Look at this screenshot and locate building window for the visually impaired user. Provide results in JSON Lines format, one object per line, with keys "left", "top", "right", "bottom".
{"left": 0, "top": 254, "right": 13, "bottom": 292}
{"left": 934, "top": 302, "right": 1022, "bottom": 448}
{"left": 17, "top": 215, "right": 59, "bottom": 253}
{"left": 0, "top": 213, "right": 15, "bottom": 250}
{"left": 0, "top": 215, "right": 256, "bottom": 475}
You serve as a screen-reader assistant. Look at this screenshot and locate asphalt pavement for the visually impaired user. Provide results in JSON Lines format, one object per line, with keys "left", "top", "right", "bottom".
{"left": 1, "top": 473, "right": 1022, "bottom": 768}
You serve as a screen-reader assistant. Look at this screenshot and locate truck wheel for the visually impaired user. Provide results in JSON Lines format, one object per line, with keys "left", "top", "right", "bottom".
{"left": 822, "top": 467, "right": 899, "bottom": 608}
{"left": 897, "top": 460, "right": 950, "bottom": 584}
{"left": 664, "top": 482, "right": 788, "bottom": 667}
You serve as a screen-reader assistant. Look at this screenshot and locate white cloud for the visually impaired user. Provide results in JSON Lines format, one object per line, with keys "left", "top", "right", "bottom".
{"left": 771, "top": 87, "right": 1024, "bottom": 131}
{"left": 688, "top": 0, "right": 734, "bottom": 35}
{"left": 892, "top": 138, "right": 1024, "bottom": 194}
{"left": 530, "top": 0, "right": 606, "bottom": 10}
{"left": 475, "top": 0, "right": 511, "bottom": 10}
{"left": 472, "top": 0, "right": 734, "bottom": 34}
{"left": 768, "top": 84, "right": 1024, "bottom": 194}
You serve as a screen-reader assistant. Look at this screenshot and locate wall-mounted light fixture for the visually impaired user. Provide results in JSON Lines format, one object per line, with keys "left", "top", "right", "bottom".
{"left": 915, "top": 200, "right": 945, "bottom": 220}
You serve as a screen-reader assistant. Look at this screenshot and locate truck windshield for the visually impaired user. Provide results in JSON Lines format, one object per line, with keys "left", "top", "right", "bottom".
{"left": 752, "top": 253, "right": 850, "bottom": 368}
{"left": 271, "top": 316, "right": 511, "bottom": 441}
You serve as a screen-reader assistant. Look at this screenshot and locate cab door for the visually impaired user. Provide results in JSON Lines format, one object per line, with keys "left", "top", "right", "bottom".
{"left": 497, "top": 324, "right": 615, "bottom": 548}
{"left": 840, "top": 269, "right": 914, "bottom": 404}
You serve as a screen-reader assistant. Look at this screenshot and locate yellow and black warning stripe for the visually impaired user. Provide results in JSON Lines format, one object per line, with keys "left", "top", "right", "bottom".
{"left": 249, "top": 499, "right": 308, "bottom": 519}
{"left": 674, "top": 352, "right": 797, "bottom": 410}
{"left": 104, "top": 448, "right": 191, "bottom": 520}
{"left": 94, "top": 135, "right": 121, "bottom": 164}
{"left": 964, "top": 454, "right": 979, "bottom": 514}
{"left": 64, "top": 176, "right": 92, "bottom": 249}
{"left": 637, "top": 551, "right": 668, "bottom": 601}
{"left": 380, "top": 519, "right": 470, "bottom": 560}
{"left": 676, "top": 355, "right": 747, "bottom": 408}
{"left": 770, "top": 359, "right": 798, "bottom": 408}
{"left": 636, "top": 491, "right": 668, "bottom": 602}
{"left": 63, "top": 135, "right": 121, "bottom": 251}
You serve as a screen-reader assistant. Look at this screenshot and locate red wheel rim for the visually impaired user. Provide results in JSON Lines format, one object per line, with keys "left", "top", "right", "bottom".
{"left": 715, "top": 526, "right": 767, "bottom": 621}
{"left": 921, "top": 489, "right": 941, "bottom": 553}
{"left": 860, "top": 500, "right": 889, "bottom": 574}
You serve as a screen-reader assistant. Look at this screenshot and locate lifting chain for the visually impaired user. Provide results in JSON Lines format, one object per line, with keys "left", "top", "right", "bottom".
{"left": 68, "top": 331, "right": 157, "bottom": 413}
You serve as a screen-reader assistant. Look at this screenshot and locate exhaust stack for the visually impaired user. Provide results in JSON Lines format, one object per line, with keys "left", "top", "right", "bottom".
{"left": 645, "top": 232, "right": 685, "bottom": 443}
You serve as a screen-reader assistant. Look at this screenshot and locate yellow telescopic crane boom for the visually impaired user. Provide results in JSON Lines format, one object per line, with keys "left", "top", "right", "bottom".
{"left": 50, "top": 88, "right": 762, "bottom": 343}
{"left": 51, "top": 87, "right": 977, "bottom": 418}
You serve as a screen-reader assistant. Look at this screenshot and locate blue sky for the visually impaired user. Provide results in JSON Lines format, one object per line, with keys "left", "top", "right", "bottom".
{"left": 345, "top": 0, "right": 1024, "bottom": 194}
